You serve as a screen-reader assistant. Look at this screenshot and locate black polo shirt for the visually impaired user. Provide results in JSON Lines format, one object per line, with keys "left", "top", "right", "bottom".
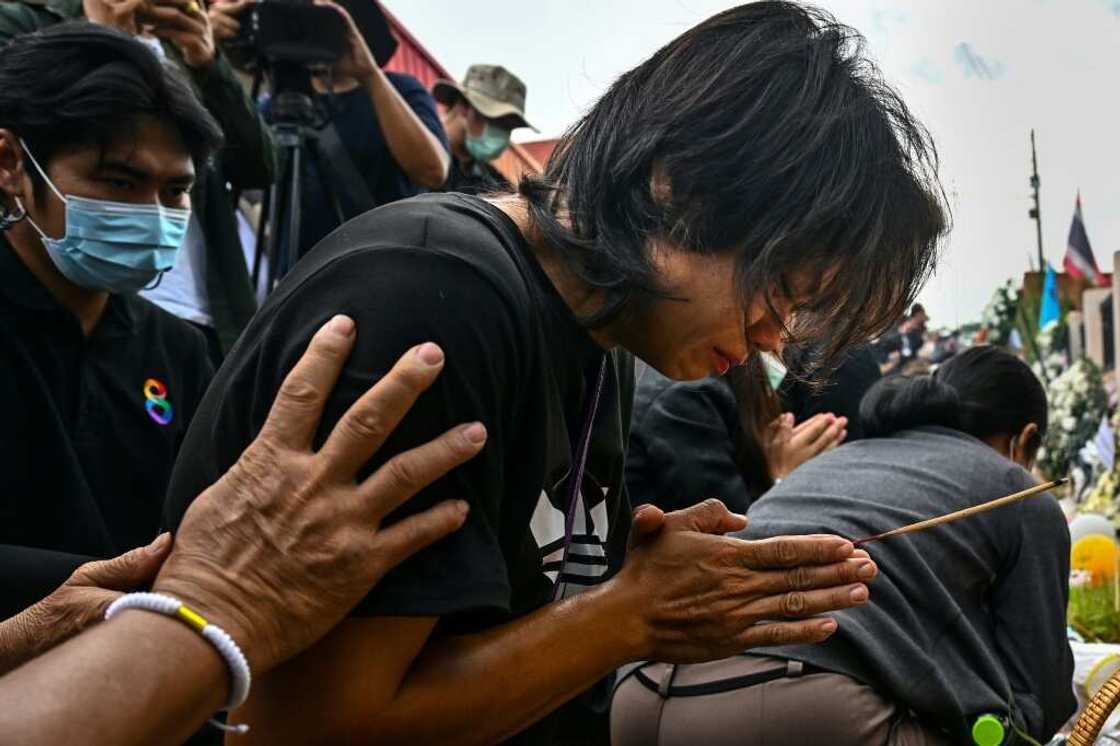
{"left": 0, "top": 237, "right": 214, "bottom": 617}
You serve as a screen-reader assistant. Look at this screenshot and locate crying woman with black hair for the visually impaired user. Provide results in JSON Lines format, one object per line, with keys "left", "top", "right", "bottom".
{"left": 612, "top": 346, "right": 1075, "bottom": 746}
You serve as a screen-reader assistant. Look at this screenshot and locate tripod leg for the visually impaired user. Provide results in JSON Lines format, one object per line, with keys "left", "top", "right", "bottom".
{"left": 251, "top": 186, "right": 272, "bottom": 291}
{"left": 286, "top": 145, "right": 303, "bottom": 277}
{"left": 266, "top": 145, "right": 291, "bottom": 292}
{"left": 305, "top": 138, "right": 346, "bottom": 228}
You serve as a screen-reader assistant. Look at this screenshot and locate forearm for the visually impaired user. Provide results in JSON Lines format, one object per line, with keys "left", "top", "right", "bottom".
{"left": 0, "top": 611, "right": 226, "bottom": 746}
{"left": 363, "top": 71, "right": 450, "bottom": 189}
{"left": 385, "top": 584, "right": 641, "bottom": 744}
{"left": 248, "top": 581, "right": 645, "bottom": 746}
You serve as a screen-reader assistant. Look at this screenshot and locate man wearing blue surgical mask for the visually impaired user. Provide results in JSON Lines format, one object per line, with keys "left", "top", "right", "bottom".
{"left": 0, "top": 25, "right": 222, "bottom": 623}
{"left": 0, "top": 0, "right": 277, "bottom": 368}
{"left": 435, "top": 64, "right": 537, "bottom": 195}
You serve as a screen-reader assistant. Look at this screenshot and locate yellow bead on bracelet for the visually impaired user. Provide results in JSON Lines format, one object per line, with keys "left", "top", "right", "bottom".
{"left": 105, "top": 592, "right": 252, "bottom": 734}
{"left": 176, "top": 604, "right": 209, "bottom": 633}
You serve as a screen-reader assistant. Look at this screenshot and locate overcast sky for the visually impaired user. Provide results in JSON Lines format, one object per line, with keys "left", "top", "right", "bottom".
{"left": 387, "top": 0, "right": 1120, "bottom": 327}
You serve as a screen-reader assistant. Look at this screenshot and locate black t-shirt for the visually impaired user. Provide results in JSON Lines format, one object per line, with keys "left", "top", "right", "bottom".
{"left": 0, "top": 238, "right": 214, "bottom": 617}
{"left": 163, "top": 193, "right": 633, "bottom": 744}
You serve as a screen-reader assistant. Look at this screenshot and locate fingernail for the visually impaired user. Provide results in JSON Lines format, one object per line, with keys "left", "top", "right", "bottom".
{"left": 328, "top": 314, "right": 354, "bottom": 336}
{"left": 849, "top": 585, "right": 869, "bottom": 602}
{"left": 858, "top": 561, "right": 877, "bottom": 579}
{"left": 417, "top": 343, "right": 444, "bottom": 366}
{"left": 455, "top": 500, "right": 470, "bottom": 517}
{"left": 819, "top": 619, "right": 837, "bottom": 634}
{"left": 461, "top": 422, "right": 487, "bottom": 444}
{"left": 146, "top": 532, "right": 170, "bottom": 555}
{"left": 835, "top": 539, "right": 854, "bottom": 557}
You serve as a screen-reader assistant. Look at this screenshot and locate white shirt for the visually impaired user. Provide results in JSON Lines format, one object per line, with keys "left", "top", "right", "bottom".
{"left": 140, "top": 213, "right": 214, "bottom": 327}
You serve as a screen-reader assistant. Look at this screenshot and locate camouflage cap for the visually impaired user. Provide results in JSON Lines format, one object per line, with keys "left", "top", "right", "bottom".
{"left": 433, "top": 64, "right": 537, "bottom": 132}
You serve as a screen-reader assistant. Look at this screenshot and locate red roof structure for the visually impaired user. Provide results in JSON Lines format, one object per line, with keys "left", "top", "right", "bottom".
{"left": 381, "top": 4, "right": 543, "bottom": 183}
{"left": 517, "top": 139, "right": 560, "bottom": 170}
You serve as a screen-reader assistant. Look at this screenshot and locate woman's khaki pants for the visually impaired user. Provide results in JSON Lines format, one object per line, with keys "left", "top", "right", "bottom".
{"left": 610, "top": 655, "right": 954, "bottom": 746}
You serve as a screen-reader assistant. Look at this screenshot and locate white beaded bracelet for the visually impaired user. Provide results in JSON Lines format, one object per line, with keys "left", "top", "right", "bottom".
{"left": 105, "top": 592, "right": 252, "bottom": 735}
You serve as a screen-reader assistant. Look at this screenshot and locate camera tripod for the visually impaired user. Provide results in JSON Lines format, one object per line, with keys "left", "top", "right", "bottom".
{"left": 251, "top": 89, "right": 346, "bottom": 293}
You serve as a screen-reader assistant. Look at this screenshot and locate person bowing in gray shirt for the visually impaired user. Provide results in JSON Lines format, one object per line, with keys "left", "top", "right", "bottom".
{"left": 613, "top": 345, "right": 1075, "bottom": 746}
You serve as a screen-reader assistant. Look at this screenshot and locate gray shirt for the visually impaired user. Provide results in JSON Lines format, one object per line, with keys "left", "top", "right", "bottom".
{"left": 741, "top": 426, "right": 1075, "bottom": 741}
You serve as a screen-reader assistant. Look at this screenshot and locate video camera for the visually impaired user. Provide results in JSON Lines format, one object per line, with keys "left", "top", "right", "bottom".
{"left": 232, "top": 0, "right": 347, "bottom": 68}
{"left": 231, "top": 0, "right": 399, "bottom": 69}
{"left": 231, "top": 0, "right": 399, "bottom": 123}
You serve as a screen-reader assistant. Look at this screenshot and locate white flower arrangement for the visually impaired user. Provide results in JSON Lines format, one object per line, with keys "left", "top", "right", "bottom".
{"left": 1032, "top": 321, "right": 1069, "bottom": 383}
{"left": 1038, "top": 358, "right": 1108, "bottom": 483}
{"left": 979, "top": 279, "right": 1020, "bottom": 345}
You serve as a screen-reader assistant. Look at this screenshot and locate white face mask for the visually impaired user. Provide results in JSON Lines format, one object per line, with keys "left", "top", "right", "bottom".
{"left": 762, "top": 352, "right": 787, "bottom": 390}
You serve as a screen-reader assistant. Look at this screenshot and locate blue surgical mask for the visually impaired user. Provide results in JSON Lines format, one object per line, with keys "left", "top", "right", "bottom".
{"left": 17, "top": 140, "right": 189, "bottom": 293}
{"left": 465, "top": 121, "right": 511, "bottom": 163}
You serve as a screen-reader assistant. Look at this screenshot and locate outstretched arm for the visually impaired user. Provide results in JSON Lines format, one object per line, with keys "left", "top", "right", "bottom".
{"left": 0, "top": 319, "right": 482, "bottom": 746}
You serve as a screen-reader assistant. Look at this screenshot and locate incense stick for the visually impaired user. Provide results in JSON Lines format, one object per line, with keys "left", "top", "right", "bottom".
{"left": 852, "top": 477, "right": 1067, "bottom": 548}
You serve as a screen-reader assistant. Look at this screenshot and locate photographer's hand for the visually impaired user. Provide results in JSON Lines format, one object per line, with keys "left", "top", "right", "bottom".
{"left": 208, "top": 0, "right": 253, "bottom": 44}
{"left": 314, "top": 0, "right": 377, "bottom": 82}
{"left": 84, "top": 0, "right": 146, "bottom": 34}
{"left": 314, "top": 0, "right": 450, "bottom": 189}
{"left": 143, "top": 0, "right": 217, "bottom": 69}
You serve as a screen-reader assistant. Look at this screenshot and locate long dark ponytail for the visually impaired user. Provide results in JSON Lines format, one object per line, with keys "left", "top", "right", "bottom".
{"left": 859, "top": 346, "right": 1047, "bottom": 455}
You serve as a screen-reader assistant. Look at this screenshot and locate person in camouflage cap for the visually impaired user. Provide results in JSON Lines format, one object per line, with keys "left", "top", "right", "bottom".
{"left": 434, "top": 64, "right": 537, "bottom": 194}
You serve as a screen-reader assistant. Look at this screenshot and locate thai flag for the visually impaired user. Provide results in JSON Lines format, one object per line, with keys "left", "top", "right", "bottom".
{"left": 1063, "top": 193, "right": 1108, "bottom": 286}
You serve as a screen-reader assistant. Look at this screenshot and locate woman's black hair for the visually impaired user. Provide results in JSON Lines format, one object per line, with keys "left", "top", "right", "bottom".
{"left": 860, "top": 346, "right": 1048, "bottom": 457}
{"left": 0, "top": 23, "right": 223, "bottom": 197}
{"left": 520, "top": 2, "right": 949, "bottom": 370}
{"left": 729, "top": 354, "right": 782, "bottom": 496}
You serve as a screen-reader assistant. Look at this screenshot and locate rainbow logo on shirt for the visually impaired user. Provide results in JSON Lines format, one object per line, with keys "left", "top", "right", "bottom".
{"left": 143, "top": 378, "right": 173, "bottom": 426}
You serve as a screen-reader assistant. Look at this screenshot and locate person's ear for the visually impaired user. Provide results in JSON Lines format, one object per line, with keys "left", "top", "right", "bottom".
{"left": 1013, "top": 422, "right": 1040, "bottom": 469}
{"left": 0, "top": 129, "right": 28, "bottom": 206}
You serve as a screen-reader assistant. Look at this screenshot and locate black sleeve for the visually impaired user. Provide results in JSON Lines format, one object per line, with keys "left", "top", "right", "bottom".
{"left": 166, "top": 247, "right": 526, "bottom": 618}
{"left": 991, "top": 476, "right": 1077, "bottom": 739}
{"left": 625, "top": 374, "right": 749, "bottom": 514}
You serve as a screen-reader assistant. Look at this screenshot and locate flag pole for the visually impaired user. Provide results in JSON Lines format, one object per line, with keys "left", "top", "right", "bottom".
{"left": 1030, "top": 130, "right": 1044, "bottom": 271}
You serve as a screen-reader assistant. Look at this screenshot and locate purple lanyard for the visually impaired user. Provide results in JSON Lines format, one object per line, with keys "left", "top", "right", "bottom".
{"left": 552, "top": 354, "right": 609, "bottom": 599}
